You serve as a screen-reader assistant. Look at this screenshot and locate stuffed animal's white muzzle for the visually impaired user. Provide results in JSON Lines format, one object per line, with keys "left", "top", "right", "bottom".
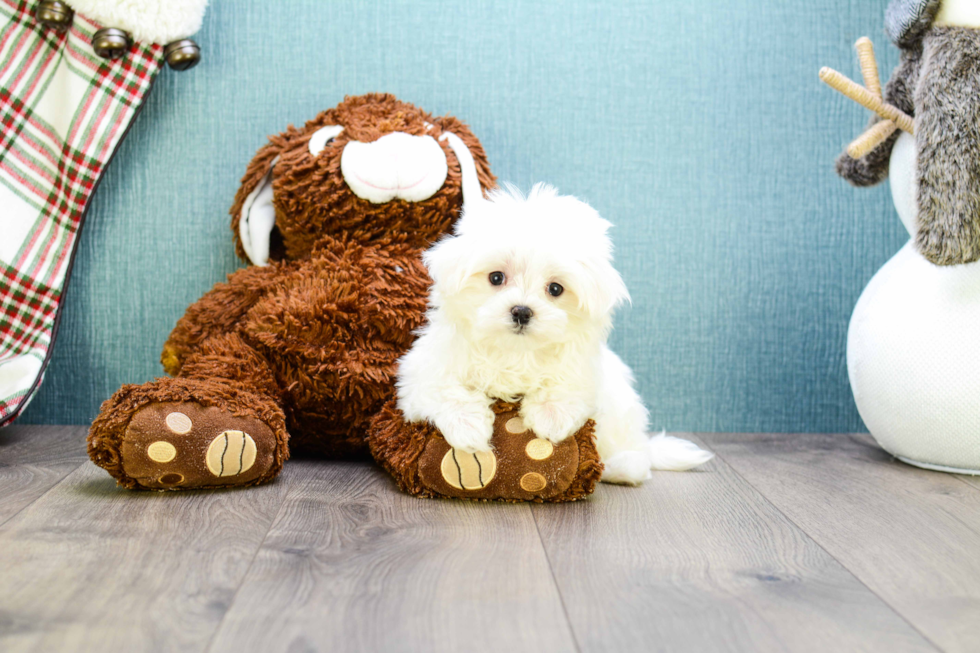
{"left": 341, "top": 132, "right": 448, "bottom": 203}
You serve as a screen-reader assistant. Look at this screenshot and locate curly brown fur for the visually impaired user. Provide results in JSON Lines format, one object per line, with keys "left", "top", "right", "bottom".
{"left": 179, "top": 332, "right": 281, "bottom": 400}
{"left": 368, "top": 399, "right": 437, "bottom": 496}
{"left": 561, "top": 419, "right": 603, "bottom": 502}
{"left": 163, "top": 264, "right": 284, "bottom": 375}
{"left": 914, "top": 27, "right": 980, "bottom": 265}
{"left": 161, "top": 236, "right": 431, "bottom": 460}
{"left": 243, "top": 235, "right": 432, "bottom": 457}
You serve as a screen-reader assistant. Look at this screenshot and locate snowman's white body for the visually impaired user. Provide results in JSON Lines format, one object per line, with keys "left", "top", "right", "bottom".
{"left": 847, "top": 132, "right": 980, "bottom": 473}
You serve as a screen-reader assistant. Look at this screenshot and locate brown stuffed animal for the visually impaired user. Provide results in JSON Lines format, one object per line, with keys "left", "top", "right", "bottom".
{"left": 88, "top": 94, "right": 497, "bottom": 490}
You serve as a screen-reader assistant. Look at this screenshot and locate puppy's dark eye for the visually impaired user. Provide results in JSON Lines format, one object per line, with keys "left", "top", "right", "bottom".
{"left": 548, "top": 282, "right": 564, "bottom": 297}
{"left": 489, "top": 271, "right": 505, "bottom": 286}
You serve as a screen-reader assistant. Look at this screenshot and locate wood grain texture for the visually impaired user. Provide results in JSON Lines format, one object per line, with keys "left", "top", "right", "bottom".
{"left": 703, "top": 432, "right": 980, "bottom": 653}
{"left": 0, "top": 425, "right": 88, "bottom": 526}
{"left": 531, "top": 439, "right": 937, "bottom": 653}
{"left": 207, "top": 460, "right": 577, "bottom": 653}
{"left": 0, "top": 424, "right": 87, "bottom": 465}
{"left": 5, "top": 428, "right": 979, "bottom": 652}
{"left": 955, "top": 474, "right": 980, "bottom": 492}
{"left": 0, "top": 459, "right": 289, "bottom": 653}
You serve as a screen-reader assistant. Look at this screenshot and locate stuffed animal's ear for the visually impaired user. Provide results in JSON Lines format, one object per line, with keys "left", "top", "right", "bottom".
{"left": 430, "top": 116, "right": 497, "bottom": 199}
{"left": 886, "top": 0, "right": 941, "bottom": 47}
{"left": 913, "top": 28, "right": 980, "bottom": 265}
{"left": 230, "top": 141, "right": 281, "bottom": 265}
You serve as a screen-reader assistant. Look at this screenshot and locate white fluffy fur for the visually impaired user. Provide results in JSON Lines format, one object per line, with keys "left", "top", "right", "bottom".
{"left": 70, "top": 0, "right": 208, "bottom": 44}
{"left": 396, "top": 184, "right": 713, "bottom": 485}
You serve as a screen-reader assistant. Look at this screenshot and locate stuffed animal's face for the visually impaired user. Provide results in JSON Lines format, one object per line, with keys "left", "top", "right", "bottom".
{"left": 231, "top": 93, "right": 495, "bottom": 264}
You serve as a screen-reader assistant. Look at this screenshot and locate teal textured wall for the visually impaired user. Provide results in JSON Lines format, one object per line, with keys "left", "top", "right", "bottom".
{"left": 21, "top": 0, "right": 907, "bottom": 432}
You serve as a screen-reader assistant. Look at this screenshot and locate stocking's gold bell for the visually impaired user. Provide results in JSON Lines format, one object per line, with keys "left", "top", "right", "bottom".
{"left": 35, "top": 1, "right": 73, "bottom": 32}
{"left": 92, "top": 27, "right": 132, "bottom": 60}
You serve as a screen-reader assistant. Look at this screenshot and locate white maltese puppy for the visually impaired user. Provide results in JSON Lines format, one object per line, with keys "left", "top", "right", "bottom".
{"left": 396, "top": 184, "right": 712, "bottom": 484}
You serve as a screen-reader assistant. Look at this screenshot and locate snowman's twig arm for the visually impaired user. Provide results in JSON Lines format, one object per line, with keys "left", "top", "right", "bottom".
{"left": 847, "top": 119, "right": 899, "bottom": 159}
{"left": 819, "top": 67, "right": 915, "bottom": 134}
{"left": 827, "top": 37, "right": 922, "bottom": 187}
{"left": 856, "top": 37, "right": 882, "bottom": 99}
{"left": 847, "top": 36, "right": 897, "bottom": 156}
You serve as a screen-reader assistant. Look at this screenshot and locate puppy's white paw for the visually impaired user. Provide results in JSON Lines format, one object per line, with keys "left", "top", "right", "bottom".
{"left": 601, "top": 450, "right": 653, "bottom": 485}
{"left": 437, "top": 403, "right": 495, "bottom": 453}
{"left": 520, "top": 401, "right": 582, "bottom": 444}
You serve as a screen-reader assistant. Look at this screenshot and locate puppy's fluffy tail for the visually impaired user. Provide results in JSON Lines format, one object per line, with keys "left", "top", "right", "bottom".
{"left": 647, "top": 431, "right": 714, "bottom": 471}
{"left": 601, "top": 432, "right": 714, "bottom": 485}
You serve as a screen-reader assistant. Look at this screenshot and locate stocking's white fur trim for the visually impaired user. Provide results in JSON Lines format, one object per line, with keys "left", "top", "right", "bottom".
{"left": 69, "top": 0, "right": 209, "bottom": 44}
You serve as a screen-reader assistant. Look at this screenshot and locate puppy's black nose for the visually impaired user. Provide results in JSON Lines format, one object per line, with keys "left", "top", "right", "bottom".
{"left": 511, "top": 305, "right": 533, "bottom": 326}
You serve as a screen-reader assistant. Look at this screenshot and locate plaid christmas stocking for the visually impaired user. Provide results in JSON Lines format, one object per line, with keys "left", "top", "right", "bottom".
{"left": 0, "top": 0, "right": 205, "bottom": 425}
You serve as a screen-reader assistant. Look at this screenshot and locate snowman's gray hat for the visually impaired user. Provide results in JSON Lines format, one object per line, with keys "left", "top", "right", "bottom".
{"left": 886, "top": 0, "right": 941, "bottom": 47}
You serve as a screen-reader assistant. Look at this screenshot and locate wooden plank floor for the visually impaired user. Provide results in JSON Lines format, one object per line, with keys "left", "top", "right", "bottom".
{"left": 0, "top": 426, "right": 977, "bottom": 653}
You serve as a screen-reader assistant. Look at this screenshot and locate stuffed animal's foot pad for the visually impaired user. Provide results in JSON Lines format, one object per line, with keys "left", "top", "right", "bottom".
{"left": 438, "top": 426, "right": 556, "bottom": 492}
{"left": 369, "top": 400, "right": 604, "bottom": 502}
{"left": 418, "top": 403, "right": 594, "bottom": 500}
{"left": 121, "top": 402, "right": 277, "bottom": 490}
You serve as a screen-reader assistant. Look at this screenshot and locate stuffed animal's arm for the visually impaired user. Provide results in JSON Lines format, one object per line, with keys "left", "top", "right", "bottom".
{"left": 161, "top": 264, "right": 282, "bottom": 375}
{"left": 836, "top": 48, "right": 922, "bottom": 187}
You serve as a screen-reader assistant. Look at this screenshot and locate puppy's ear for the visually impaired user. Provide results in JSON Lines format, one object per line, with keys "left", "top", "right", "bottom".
{"left": 546, "top": 191, "right": 631, "bottom": 316}
{"left": 571, "top": 256, "right": 631, "bottom": 318}
{"left": 914, "top": 28, "right": 980, "bottom": 265}
{"left": 423, "top": 233, "right": 477, "bottom": 298}
{"left": 230, "top": 140, "right": 283, "bottom": 266}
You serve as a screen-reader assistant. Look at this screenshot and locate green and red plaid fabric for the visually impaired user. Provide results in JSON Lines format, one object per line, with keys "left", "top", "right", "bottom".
{"left": 0, "top": 0, "right": 163, "bottom": 424}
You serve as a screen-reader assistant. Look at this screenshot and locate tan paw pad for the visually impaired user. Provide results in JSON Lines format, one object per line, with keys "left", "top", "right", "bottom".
{"left": 147, "top": 441, "right": 177, "bottom": 463}
{"left": 505, "top": 417, "right": 526, "bottom": 434}
{"left": 525, "top": 438, "right": 554, "bottom": 460}
{"left": 165, "top": 411, "right": 192, "bottom": 434}
{"left": 441, "top": 449, "right": 497, "bottom": 490}
{"left": 520, "top": 472, "right": 547, "bottom": 492}
{"left": 206, "top": 430, "right": 257, "bottom": 477}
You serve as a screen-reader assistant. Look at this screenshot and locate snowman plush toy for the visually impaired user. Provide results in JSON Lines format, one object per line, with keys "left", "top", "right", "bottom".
{"left": 825, "top": 0, "right": 980, "bottom": 473}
